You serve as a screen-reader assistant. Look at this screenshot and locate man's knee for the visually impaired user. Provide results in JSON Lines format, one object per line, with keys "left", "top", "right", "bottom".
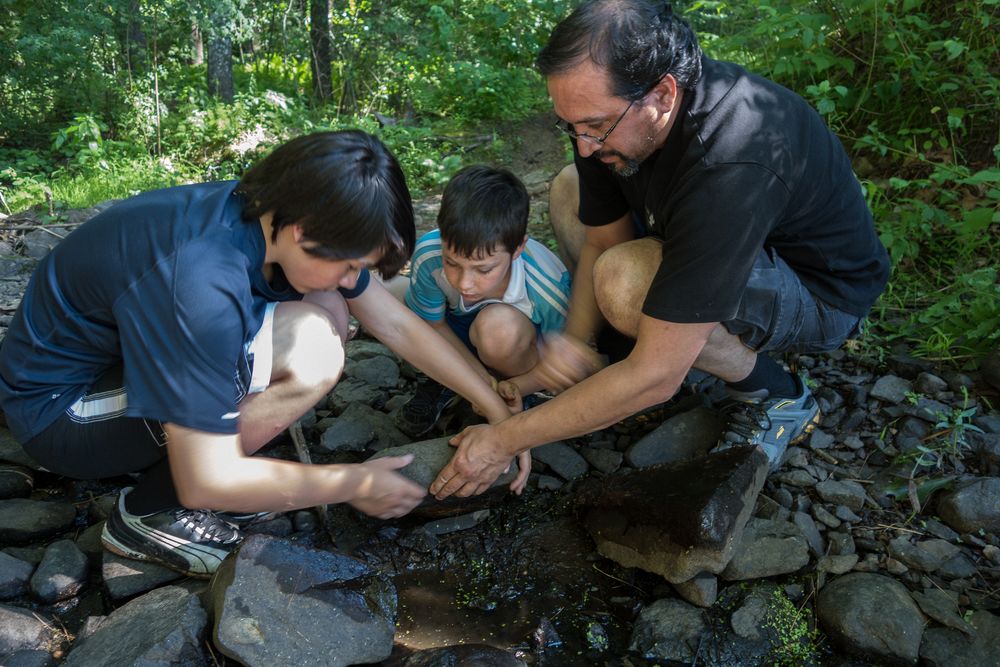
{"left": 593, "top": 238, "right": 660, "bottom": 335}
{"left": 273, "top": 299, "right": 347, "bottom": 389}
{"left": 549, "top": 164, "right": 584, "bottom": 271}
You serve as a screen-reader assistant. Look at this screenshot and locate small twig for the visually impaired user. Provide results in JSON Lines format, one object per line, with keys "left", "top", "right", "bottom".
{"left": 590, "top": 563, "right": 647, "bottom": 595}
{"left": 0, "top": 222, "right": 84, "bottom": 231}
{"left": 37, "top": 227, "right": 67, "bottom": 240}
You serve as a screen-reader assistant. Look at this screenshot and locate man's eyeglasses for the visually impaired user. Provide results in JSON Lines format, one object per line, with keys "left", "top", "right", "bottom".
{"left": 554, "top": 99, "right": 635, "bottom": 146}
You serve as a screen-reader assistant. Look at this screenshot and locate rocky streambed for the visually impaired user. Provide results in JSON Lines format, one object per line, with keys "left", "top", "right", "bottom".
{"left": 1, "top": 200, "right": 1000, "bottom": 666}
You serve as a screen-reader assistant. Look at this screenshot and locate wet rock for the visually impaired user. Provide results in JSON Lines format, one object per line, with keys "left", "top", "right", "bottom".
{"left": 531, "top": 441, "right": 588, "bottom": 481}
{"left": 910, "top": 588, "right": 974, "bottom": 635}
{"left": 396, "top": 644, "right": 527, "bottom": 666}
{"left": 0, "top": 465, "right": 33, "bottom": 499}
{"left": 919, "top": 609, "right": 1000, "bottom": 666}
{"left": 815, "top": 480, "right": 866, "bottom": 510}
{"left": 211, "top": 535, "right": 396, "bottom": 667}
{"left": 624, "top": 407, "right": 721, "bottom": 468}
{"left": 0, "top": 499, "right": 76, "bottom": 544}
{"left": 62, "top": 585, "right": 207, "bottom": 665}
{"left": 576, "top": 447, "right": 768, "bottom": 583}
{"left": 629, "top": 598, "right": 707, "bottom": 663}
{"left": 370, "top": 437, "right": 516, "bottom": 491}
{"left": 671, "top": 572, "right": 718, "bottom": 608}
{"left": 344, "top": 354, "right": 399, "bottom": 388}
{"left": 792, "top": 511, "right": 826, "bottom": 558}
{"left": 101, "top": 550, "right": 183, "bottom": 600}
{"left": 817, "top": 572, "right": 925, "bottom": 665}
{"left": 870, "top": 374, "right": 913, "bottom": 403}
{"left": 0, "top": 551, "right": 34, "bottom": 599}
{"left": 580, "top": 446, "right": 622, "bottom": 474}
{"left": 30, "top": 540, "right": 87, "bottom": 603}
{"left": 721, "top": 518, "right": 809, "bottom": 580}
{"left": 319, "top": 401, "right": 409, "bottom": 452}
{"left": 936, "top": 477, "right": 1000, "bottom": 533}
{"left": 0, "top": 604, "right": 62, "bottom": 655}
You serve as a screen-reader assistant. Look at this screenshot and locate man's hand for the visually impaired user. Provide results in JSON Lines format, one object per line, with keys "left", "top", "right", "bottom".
{"left": 535, "top": 333, "right": 605, "bottom": 392}
{"left": 347, "top": 455, "right": 427, "bottom": 519}
{"left": 430, "top": 424, "right": 515, "bottom": 499}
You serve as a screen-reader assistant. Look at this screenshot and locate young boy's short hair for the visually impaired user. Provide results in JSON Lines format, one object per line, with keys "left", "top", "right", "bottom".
{"left": 238, "top": 130, "right": 415, "bottom": 278}
{"left": 437, "top": 165, "right": 529, "bottom": 257}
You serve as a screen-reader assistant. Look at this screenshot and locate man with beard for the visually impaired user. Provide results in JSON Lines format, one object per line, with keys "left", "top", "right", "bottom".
{"left": 428, "top": 0, "right": 889, "bottom": 498}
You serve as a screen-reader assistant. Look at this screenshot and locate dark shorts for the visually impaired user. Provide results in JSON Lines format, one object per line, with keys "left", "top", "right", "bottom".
{"left": 631, "top": 211, "right": 862, "bottom": 354}
{"left": 23, "top": 303, "right": 278, "bottom": 479}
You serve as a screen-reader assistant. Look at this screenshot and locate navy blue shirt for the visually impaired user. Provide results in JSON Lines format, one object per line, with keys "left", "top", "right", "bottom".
{"left": 0, "top": 181, "right": 369, "bottom": 442}
{"left": 576, "top": 57, "right": 890, "bottom": 322}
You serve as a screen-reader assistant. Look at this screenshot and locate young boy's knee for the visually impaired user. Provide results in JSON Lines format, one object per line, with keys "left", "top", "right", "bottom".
{"left": 469, "top": 305, "right": 537, "bottom": 369}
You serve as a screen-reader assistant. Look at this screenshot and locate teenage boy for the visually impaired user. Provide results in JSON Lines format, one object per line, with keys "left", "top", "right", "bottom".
{"left": 0, "top": 131, "right": 521, "bottom": 577}
{"left": 395, "top": 165, "right": 572, "bottom": 437}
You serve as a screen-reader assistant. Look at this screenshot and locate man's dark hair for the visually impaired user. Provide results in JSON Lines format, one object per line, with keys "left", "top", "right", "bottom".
{"left": 237, "top": 130, "right": 415, "bottom": 278}
{"left": 536, "top": 0, "right": 702, "bottom": 100}
{"left": 437, "top": 165, "right": 529, "bottom": 257}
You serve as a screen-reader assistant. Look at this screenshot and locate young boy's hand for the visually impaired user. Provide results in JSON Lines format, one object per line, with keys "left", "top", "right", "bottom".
{"left": 496, "top": 380, "right": 524, "bottom": 413}
{"left": 348, "top": 455, "right": 427, "bottom": 519}
{"left": 536, "top": 333, "right": 605, "bottom": 392}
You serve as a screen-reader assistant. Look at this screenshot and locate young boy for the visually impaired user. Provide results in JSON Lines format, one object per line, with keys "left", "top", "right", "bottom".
{"left": 0, "top": 131, "right": 522, "bottom": 577}
{"left": 395, "top": 165, "right": 572, "bottom": 437}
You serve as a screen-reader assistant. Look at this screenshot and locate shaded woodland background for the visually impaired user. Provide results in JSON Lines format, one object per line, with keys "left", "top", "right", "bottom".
{"left": 1, "top": 0, "right": 997, "bottom": 366}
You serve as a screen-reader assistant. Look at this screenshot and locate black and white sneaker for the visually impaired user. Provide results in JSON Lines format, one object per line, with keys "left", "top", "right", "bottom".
{"left": 101, "top": 488, "right": 243, "bottom": 578}
{"left": 216, "top": 510, "right": 280, "bottom": 528}
{"left": 394, "top": 376, "right": 460, "bottom": 438}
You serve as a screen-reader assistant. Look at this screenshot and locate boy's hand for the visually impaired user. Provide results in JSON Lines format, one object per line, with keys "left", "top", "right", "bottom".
{"left": 431, "top": 424, "right": 514, "bottom": 498}
{"left": 496, "top": 380, "right": 524, "bottom": 413}
{"left": 348, "top": 455, "right": 427, "bottom": 519}
{"left": 535, "top": 333, "right": 604, "bottom": 392}
{"left": 510, "top": 451, "right": 531, "bottom": 495}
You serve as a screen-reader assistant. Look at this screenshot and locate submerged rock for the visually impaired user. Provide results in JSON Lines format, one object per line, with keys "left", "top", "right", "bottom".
{"left": 629, "top": 597, "right": 707, "bottom": 663}
{"left": 576, "top": 446, "right": 769, "bottom": 583}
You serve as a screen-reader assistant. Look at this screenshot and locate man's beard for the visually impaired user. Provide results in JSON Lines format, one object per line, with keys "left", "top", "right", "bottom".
{"left": 595, "top": 132, "right": 657, "bottom": 178}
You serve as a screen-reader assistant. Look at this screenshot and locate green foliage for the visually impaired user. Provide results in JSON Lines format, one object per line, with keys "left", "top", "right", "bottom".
{"left": 681, "top": 0, "right": 1000, "bottom": 366}
{"left": 763, "top": 589, "right": 820, "bottom": 666}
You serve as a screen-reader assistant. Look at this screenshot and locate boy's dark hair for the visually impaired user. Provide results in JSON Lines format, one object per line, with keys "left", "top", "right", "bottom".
{"left": 536, "top": 0, "right": 702, "bottom": 101}
{"left": 437, "top": 165, "right": 529, "bottom": 257}
{"left": 237, "top": 130, "right": 415, "bottom": 278}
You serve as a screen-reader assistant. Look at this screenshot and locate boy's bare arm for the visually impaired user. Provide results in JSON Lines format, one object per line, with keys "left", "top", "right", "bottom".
{"left": 165, "top": 424, "right": 425, "bottom": 518}
{"left": 427, "top": 318, "right": 494, "bottom": 386}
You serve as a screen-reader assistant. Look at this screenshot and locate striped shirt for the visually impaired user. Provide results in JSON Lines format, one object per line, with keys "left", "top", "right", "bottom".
{"left": 405, "top": 229, "right": 571, "bottom": 335}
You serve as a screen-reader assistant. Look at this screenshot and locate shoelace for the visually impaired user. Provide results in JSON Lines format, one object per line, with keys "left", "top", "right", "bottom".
{"left": 174, "top": 509, "right": 240, "bottom": 543}
{"left": 720, "top": 401, "right": 772, "bottom": 443}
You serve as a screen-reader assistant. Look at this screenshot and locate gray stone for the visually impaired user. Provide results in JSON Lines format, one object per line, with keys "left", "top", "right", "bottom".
{"left": 629, "top": 598, "right": 707, "bottom": 663}
{"left": 0, "top": 551, "right": 34, "bottom": 599}
{"left": 20, "top": 230, "right": 62, "bottom": 260}
{"left": 817, "top": 554, "right": 859, "bottom": 575}
{"left": 625, "top": 408, "right": 721, "bottom": 468}
{"left": 817, "top": 572, "right": 925, "bottom": 665}
{"left": 870, "top": 374, "right": 914, "bottom": 403}
{"left": 808, "top": 429, "right": 835, "bottom": 450}
{"left": 0, "top": 499, "right": 76, "bottom": 544}
{"left": 815, "top": 478, "right": 867, "bottom": 511}
{"left": 580, "top": 446, "right": 622, "bottom": 474}
{"left": 63, "top": 585, "right": 207, "bottom": 666}
{"left": 980, "top": 350, "right": 1000, "bottom": 392}
{"left": 0, "top": 465, "right": 33, "bottom": 499}
{"left": 30, "top": 540, "right": 88, "bottom": 603}
{"left": 532, "top": 441, "right": 588, "bottom": 481}
{"left": 721, "top": 518, "right": 810, "bottom": 580}
{"left": 212, "top": 535, "right": 396, "bottom": 667}
{"left": 937, "top": 552, "right": 978, "bottom": 579}
{"left": 730, "top": 591, "right": 771, "bottom": 641}
{"left": 937, "top": 477, "right": 1000, "bottom": 533}
{"left": 0, "top": 604, "right": 61, "bottom": 655}
{"left": 888, "top": 536, "right": 960, "bottom": 573}
{"left": 910, "top": 588, "right": 975, "bottom": 635}
{"left": 835, "top": 505, "right": 862, "bottom": 523}
{"left": 369, "top": 437, "right": 516, "bottom": 490}
{"left": 919, "top": 609, "right": 1000, "bottom": 667}
{"left": 345, "top": 339, "right": 396, "bottom": 361}
{"left": 102, "top": 551, "right": 183, "bottom": 600}
{"left": 577, "top": 447, "right": 769, "bottom": 583}
{"left": 320, "top": 401, "right": 409, "bottom": 452}
{"left": 915, "top": 372, "right": 949, "bottom": 397}
{"left": 792, "top": 511, "right": 826, "bottom": 558}
{"left": 327, "top": 377, "right": 385, "bottom": 413}
{"left": 0, "top": 429, "right": 41, "bottom": 469}
{"left": 812, "top": 504, "right": 841, "bottom": 528}
{"left": 828, "top": 529, "right": 856, "bottom": 555}
{"left": 423, "top": 510, "right": 490, "bottom": 535}
{"left": 773, "top": 469, "right": 817, "bottom": 487}
{"left": 344, "top": 354, "right": 399, "bottom": 388}
{"left": 671, "top": 572, "right": 717, "bottom": 608}
{"left": 534, "top": 474, "right": 562, "bottom": 491}
{"left": 0, "top": 649, "right": 58, "bottom": 667}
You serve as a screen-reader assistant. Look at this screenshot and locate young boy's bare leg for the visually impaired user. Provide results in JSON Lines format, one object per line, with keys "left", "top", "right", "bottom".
{"left": 239, "top": 290, "right": 350, "bottom": 454}
{"left": 469, "top": 303, "right": 538, "bottom": 378}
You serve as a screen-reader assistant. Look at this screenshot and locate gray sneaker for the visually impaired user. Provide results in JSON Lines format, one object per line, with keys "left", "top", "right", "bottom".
{"left": 394, "top": 377, "right": 459, "bottom": 438}
{"left": 715, "top": 375, "right": 820, "bottom": 471}
{"left": 101, "top": 488, "right": 243, "bottom": 577}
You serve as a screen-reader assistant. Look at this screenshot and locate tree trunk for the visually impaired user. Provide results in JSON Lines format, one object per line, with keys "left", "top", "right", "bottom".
{"left": 125, "top": 0, "right": 147, "bottom": 75}
{"left": 206, "top": 32, "right": 234, "bottom": 101}
{"left": 309, "top": 0, "right": 332, "bottom": 100}
{"left": 191, "top": 23, "right": 204, "bottom": 66}
{"left": 205, "top": 7, "right": 234, "bottom": 102}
